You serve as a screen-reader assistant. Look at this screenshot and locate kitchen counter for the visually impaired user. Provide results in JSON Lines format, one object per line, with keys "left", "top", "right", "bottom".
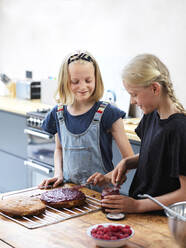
{"left": 0, "top": 96, "right": 140, "bottom": 142}
{"left": 0, "top": 96, "right": 52, "bottom": 116}
{"left": 0, "top": 185, "right": 178, "bottom": 248}
{"left": 123, "top": 118, "right": 140, "bottom": 142}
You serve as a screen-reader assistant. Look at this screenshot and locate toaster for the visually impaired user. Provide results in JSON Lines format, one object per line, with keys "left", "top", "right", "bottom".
{"left": 16, "top": 80, "right": 41, "bottom": 100}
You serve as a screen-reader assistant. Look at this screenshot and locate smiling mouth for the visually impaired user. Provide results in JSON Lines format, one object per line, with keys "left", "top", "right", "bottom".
{"left": 78, "top": 91, "right": 88, "bottom": 94}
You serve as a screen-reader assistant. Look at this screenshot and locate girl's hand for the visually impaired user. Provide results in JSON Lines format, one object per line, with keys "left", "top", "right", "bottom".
{"left": 101, "top": 194, "right": 139, "bottom": 213}
{"left": 112, "top": 159, "right": 127, "bottom": 186}
{"left": 38, "top": 176, "right": 63, "bottom": 189}
{"left": 87, "top": 172, "right": 110, "bottom": 186}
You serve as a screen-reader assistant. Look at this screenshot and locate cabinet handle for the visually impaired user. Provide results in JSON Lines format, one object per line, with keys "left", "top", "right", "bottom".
{"left": 24, "top": 160, "right": 53, "bottom": 174}
{"left": 24, "top": 128, "right": 53, "bottom": 140}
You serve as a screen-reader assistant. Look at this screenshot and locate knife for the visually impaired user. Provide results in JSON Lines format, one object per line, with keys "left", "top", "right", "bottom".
{"left": 73, "top": 182, "right": 92, "bottom": 190}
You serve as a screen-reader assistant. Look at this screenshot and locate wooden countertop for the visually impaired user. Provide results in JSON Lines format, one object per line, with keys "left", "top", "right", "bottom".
{"left": 124, "top": 118, "right": 140, "bottom": 142}
{"left": 0, "top": 96, "right": 140, "bottom": 142}
{"left": 0, "top": 185, "right": 178, "bottom": 248}
{"left": 0, "top": 96, "right": 52, "bottom": 116}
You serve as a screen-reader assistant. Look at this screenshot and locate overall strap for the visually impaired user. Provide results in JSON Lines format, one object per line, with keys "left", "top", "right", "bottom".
{"left": 93, "top": 101, "right": 108, "bottom": 123}
{"left": 57, "top": 103, "right": 65, "bottom": 121}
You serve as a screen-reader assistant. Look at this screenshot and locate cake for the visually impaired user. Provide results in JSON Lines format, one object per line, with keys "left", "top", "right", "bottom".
{"left": 0, "top": 196, "right": 46, "bottom": 217}
{"left": 40, "top": 188, "right": 86, "bottom": 209}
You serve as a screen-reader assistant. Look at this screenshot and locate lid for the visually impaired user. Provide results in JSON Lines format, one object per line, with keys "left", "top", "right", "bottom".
{"left": 106, "top": 213, "right": 125, "bottom": 220}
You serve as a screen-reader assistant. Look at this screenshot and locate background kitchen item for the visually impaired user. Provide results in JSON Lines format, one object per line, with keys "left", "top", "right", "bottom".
{"left": 24, "top": 108, "right": 54, "bottom": 187}
{"left": 104, "top": 88, "right": 131, "bottom": 117}
{"left": 41, "top": 78, "right": 58, "bottom": 106}
{"left": 165, "top": 201, "right": 186, "bottom": 248}
{"left": 0, "top": 80, "right": 9, "bottom": 96}
{"left": 103, "top": 90, "right": 117, "bottom": 104}
{"left": 16, "top": 80, "right": 41, "bottom": 100}
{"left": 0, "top": 73, "right": 16, "bottom": 97}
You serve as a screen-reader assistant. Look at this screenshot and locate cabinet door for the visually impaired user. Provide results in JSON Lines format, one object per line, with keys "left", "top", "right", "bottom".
{"left": 130, "top": 140, "right": 140, "bottom": 154}
{"left": 112, "top": 139, "right": 140, "bottom": 195}
{"left": 0, "top": 111, "right": 27, "bottom": 158}
{"left": 0, "top": 150, "right": 28, "bottom": 193}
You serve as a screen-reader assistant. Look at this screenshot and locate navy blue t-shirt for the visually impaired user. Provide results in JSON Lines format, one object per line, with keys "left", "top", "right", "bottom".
{"left": 129, "top": 110, "right": 186, "bottom": 199}
{"left": 42, "top": 101, "right": 126, "bottom": 171}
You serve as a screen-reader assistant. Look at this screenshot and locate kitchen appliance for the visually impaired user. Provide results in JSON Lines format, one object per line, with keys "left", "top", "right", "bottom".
{"left": 24, "top": 108, "right": 55, "bottom": 187}
{"left": 41, "top": 78, "right": 58, "bottom": 106}
{"left": 16, "top": 80, "right": 41, "bottom": 100}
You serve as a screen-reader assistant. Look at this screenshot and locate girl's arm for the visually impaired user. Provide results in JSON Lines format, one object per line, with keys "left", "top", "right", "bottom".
{"left": 111, "top": 154, "right": 139, "bottom": 185}
{"left": 87, "top": 118, "right": 136, "bottom": 186}
{"left": 102, "top": 175, "right": 186, "bottom": 213}
{"left": 110, "top": 118, "right": 134, "bottom": 158}
{"left": 137, "top": 175, "right": 186, "bottom": 212}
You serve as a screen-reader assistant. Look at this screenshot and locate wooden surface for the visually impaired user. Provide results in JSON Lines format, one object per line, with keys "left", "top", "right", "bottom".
{"left": 0, "top": 185, "right": 179, "bottom": 248}
{"left": 0, "top": 96, "right": 52, "bottom": 116}
{"left": 123, "top": 118, "right": 140, "bottom": 142}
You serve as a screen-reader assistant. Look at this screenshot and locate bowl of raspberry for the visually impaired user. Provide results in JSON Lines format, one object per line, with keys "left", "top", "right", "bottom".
{"left": 86, "top": 223, "right": 134, "bottom": 248}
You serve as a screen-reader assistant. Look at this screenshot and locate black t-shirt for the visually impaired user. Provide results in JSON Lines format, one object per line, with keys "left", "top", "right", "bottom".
{"left": 129, "top": 111, "right": 186, "bottom": 199}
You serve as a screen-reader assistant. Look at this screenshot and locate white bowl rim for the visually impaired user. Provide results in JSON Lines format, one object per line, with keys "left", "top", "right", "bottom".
{"left": 87, "top": 223, "right": 134, "bottom": 242}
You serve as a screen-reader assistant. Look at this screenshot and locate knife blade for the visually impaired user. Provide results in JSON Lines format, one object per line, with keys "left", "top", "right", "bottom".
{"left": 73, "top": 182, "right": 92, "bottom": 190}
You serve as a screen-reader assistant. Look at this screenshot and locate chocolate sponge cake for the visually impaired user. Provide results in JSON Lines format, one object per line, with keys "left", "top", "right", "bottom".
{"left": 40, "top": 188, "right": 86, "bottom": 209}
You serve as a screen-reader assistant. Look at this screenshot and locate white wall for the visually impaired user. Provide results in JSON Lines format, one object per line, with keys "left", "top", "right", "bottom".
{"left": 0, "top": 0, "right": 186, "bottom": 112}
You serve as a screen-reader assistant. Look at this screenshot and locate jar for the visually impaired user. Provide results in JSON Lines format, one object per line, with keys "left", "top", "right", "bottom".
{"left": 101, "top": 186, "right": 120, "bottom": 213}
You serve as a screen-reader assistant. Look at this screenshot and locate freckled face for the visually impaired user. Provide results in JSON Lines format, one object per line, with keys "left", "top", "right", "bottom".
{"left": 123, "top": 81, "right": 158, "bottom": 114}
{"left": 68, "top": 62, "right": 96, "bottom": 103}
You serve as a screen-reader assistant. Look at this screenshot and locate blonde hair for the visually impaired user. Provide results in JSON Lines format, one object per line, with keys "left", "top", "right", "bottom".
{"left": 122, "top": 54, "right": 186, "bottom": 115}
{"left": 56, "top": 51, "right": 104, "bottom": 105}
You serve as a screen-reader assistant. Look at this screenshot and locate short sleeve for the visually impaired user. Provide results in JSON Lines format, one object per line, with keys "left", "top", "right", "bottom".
{"left": 101, "top": 103, "right": 126, "bottom": 130}
{"left": 42, "top": 105, "right": 58, "bottom": 135}
{"left": 135, "top": 114, "right": 146, "bottom": 139}
{"left": 168, "top": 127, "right": 186, "bottom": 177}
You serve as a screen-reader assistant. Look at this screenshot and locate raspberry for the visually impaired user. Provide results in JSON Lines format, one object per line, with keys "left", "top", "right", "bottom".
{"left": 91, "top": 224, "right": 132, "bottom": 240}
{"left": 125, "top": 225, "right": 131, "bottom": 229}
{"left": 111, "top": 236, "right": 117, "bottom": 240}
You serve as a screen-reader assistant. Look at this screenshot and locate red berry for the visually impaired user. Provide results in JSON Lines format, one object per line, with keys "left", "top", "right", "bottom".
{"left": 125, "top": 225, "right": 131, "bottom": 229}
{"left": 91, "top": 225, "right": 132, "bottom": 240}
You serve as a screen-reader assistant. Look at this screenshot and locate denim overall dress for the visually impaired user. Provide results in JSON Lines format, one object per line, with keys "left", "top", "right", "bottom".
{"left": 57, "top": 102, "right": 109, "bottom": 191}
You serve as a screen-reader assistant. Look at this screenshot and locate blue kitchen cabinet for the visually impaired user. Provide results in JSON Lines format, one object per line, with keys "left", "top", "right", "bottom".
{"left": 0, "top": 110, "right": 28, "bottom": 192}
{"left": 0, "top": 150, "right": 28, "bottom": 192}
{"left": 0, "top": 110, "right": 27, "bottom": 158}
{"left": 112, "top": 139, "right": 140, "bottom": 195}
